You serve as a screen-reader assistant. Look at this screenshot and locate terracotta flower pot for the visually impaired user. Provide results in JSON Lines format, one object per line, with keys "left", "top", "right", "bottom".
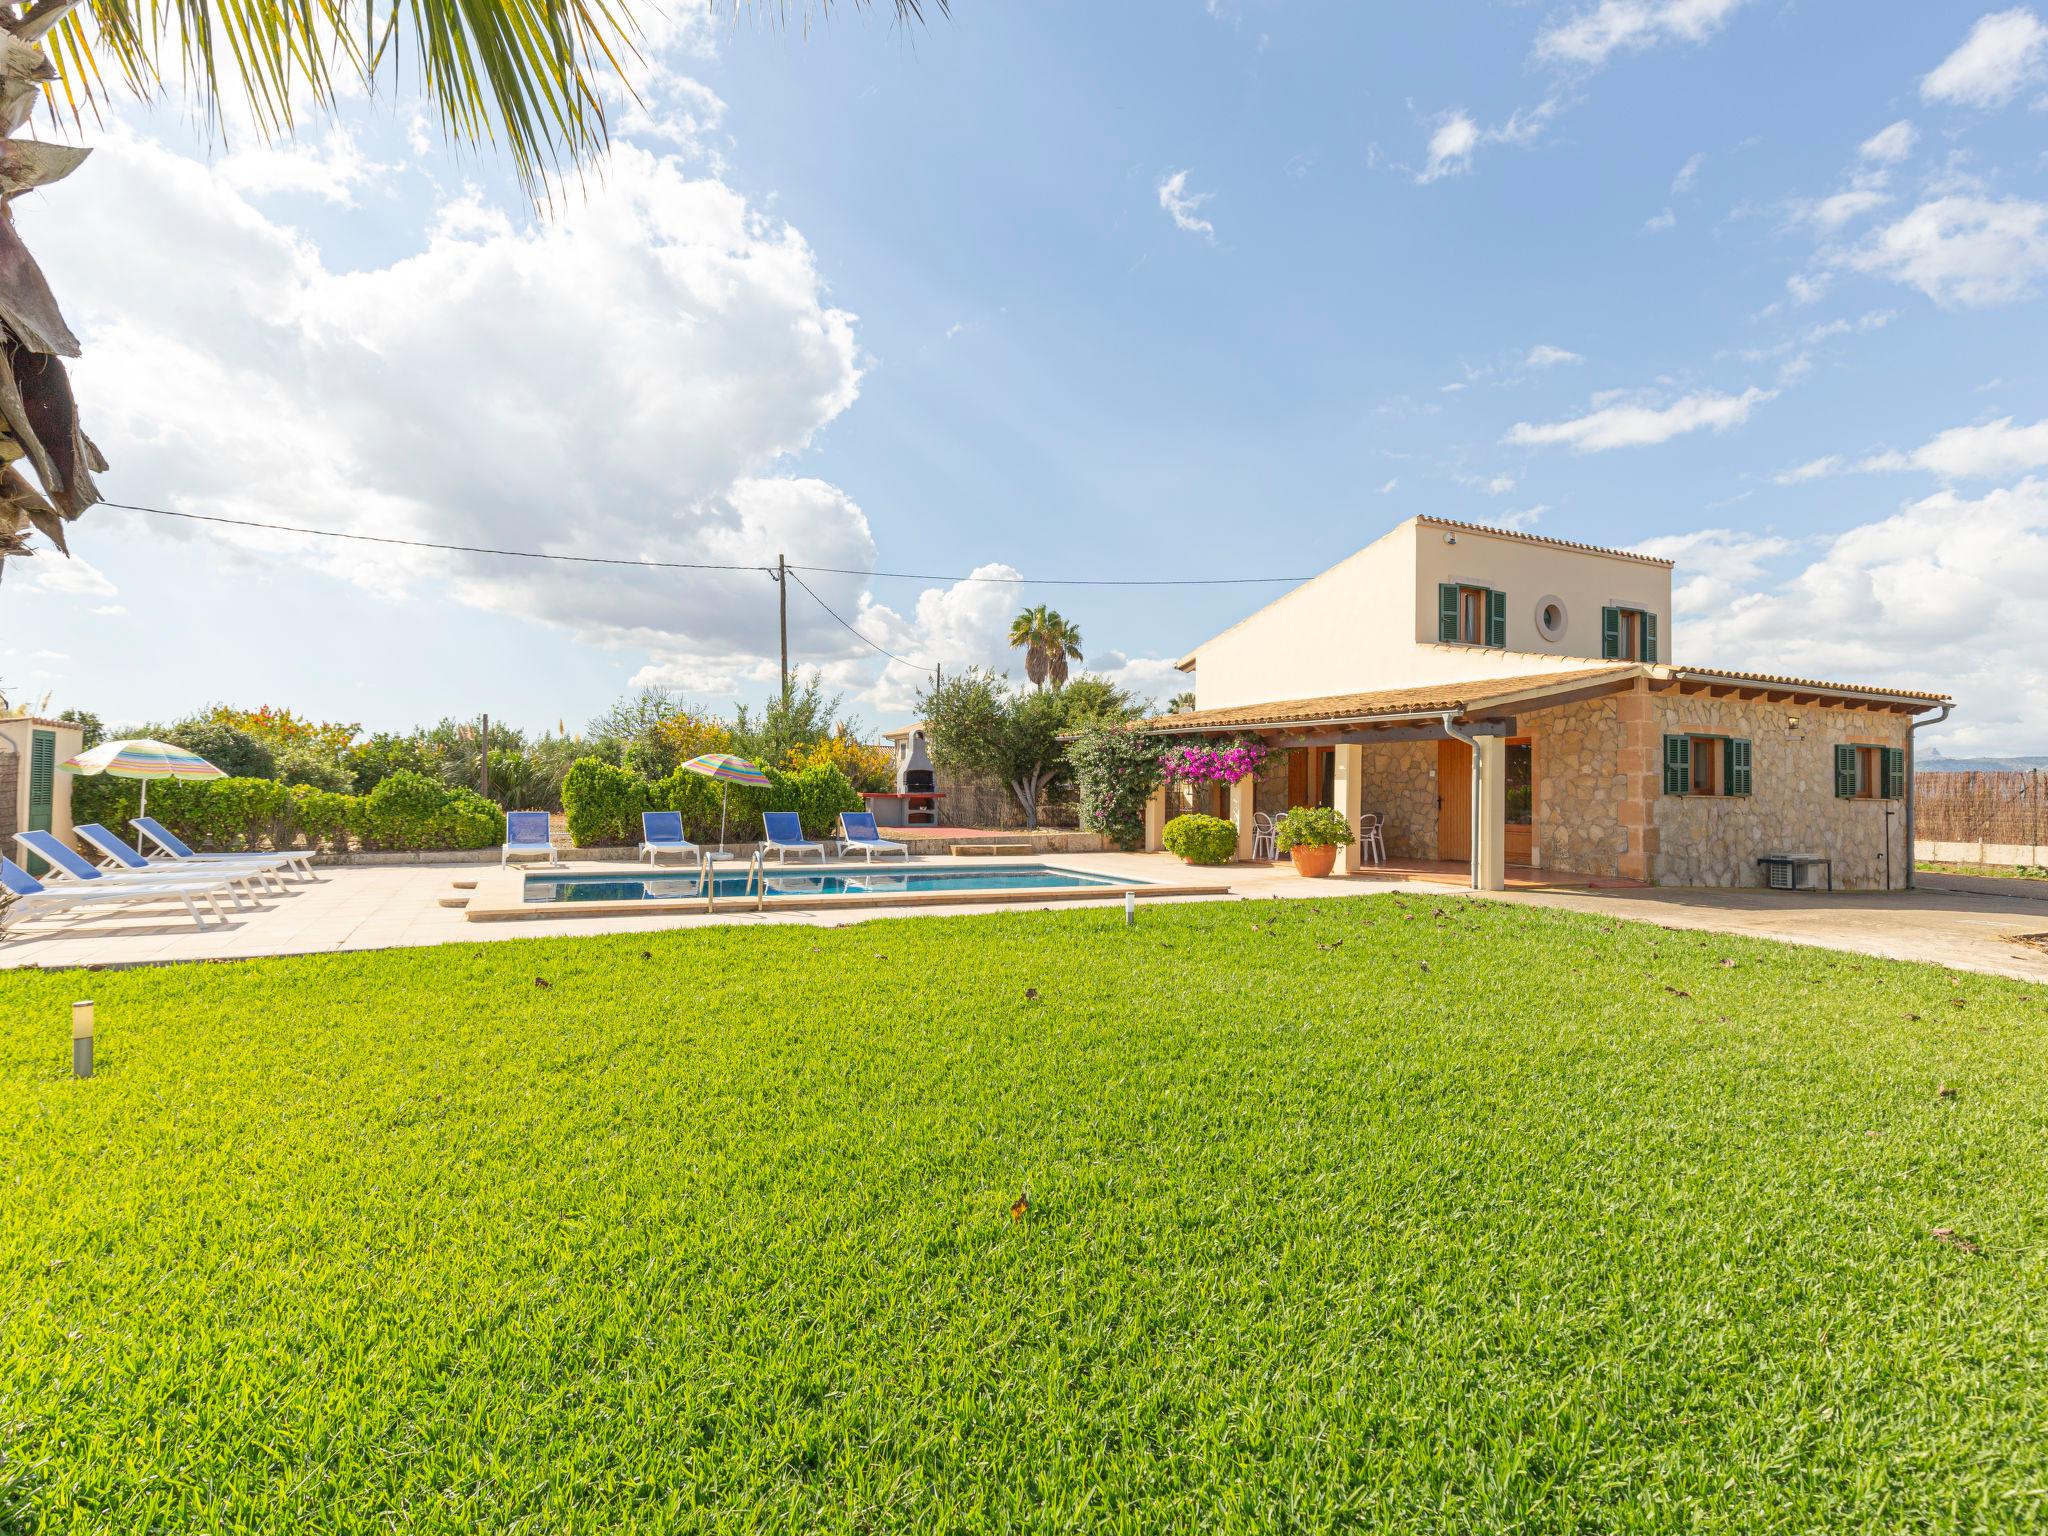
{"left": 1289, "top": 844, "right": 1338, "bottom": 878}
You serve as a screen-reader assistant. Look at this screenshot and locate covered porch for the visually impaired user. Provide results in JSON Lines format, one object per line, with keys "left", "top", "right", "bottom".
{"left": 1140, "top": 668, "right": 1642, "bottom": 892}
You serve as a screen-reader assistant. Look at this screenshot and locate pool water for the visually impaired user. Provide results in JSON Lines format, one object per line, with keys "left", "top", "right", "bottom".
{"left": 523, "top": 864, "right": 1131, "bottom": 904}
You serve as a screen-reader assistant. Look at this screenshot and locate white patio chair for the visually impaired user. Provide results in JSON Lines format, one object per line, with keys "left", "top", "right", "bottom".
{"left": 1357, "top": 813, "right": 1387, "bottom": 866}
{"left": 1251, "top": 811, "right": 1279, "bottom": 861}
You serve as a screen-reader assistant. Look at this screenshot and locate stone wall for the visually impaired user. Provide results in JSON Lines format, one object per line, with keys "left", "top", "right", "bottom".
{"left": 1358, "top": 741, "right": 1438, "bottom": 859}
{"left": 1519, "top": 695, "right": 1632, "bottom": 877}
{"left": 1647, "top": 691, "right": 1911, "bottom": 890}
{"left": 1514, "top": 687, "right": 1914, "bottom": 889}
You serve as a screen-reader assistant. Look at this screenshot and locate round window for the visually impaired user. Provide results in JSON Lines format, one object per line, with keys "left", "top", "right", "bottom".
{"left": 1534, "top": 596, "right": 1568, "bottom": 643}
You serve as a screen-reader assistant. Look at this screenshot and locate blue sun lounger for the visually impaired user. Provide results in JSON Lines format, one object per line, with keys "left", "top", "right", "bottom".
{"left": 1, "top": 852, "right": 235, "bottom": 932}
{"left": 760, "top": 811, "right": 828, "bottom": 863}
{"left": 131, "top": 816, "right": 317, "bottom": 881}
{"left": 834, "top": 811, "right": 909, "bottom": 863}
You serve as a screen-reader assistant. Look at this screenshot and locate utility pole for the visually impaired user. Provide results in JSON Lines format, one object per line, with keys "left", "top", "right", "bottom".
{"left": 480, "top": 712, "right": 490, "bottom": 803}
{"left": 776, "top": 553, "right": 789, "bottom": 706}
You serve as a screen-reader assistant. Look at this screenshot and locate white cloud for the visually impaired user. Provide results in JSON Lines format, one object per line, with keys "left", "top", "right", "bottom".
{"left": 1470, "top": 504, "right": 1547, "bottom": 532}
{"left": 1672, "top": 482, "right": 2048, "bottom": 750}
{"left": 1415, "top": 97, "right": 1564, "bottom": 184}
{"left": 1418, "top": 112, "right": 1481, "bottom": 182}
{"left": 1921, "top": 8, "right": 2048, "bottom": 110}
{"left": 1862, "top": 416, "right": 2048, "bottom": 479}
{"left": 1845, "top": 196, "right": 2048, "bottom": 307}
{"left": 23, "top": 554, "right": 118, "bottom": 598}
{"left": 1157, "top": 170, "right": 1216, "bottom": 239}
{"left": 1506, "top": 386, "right": 1775, "bottom": 452}
{"left": 1644, "top": 207, "right": 1678, "bottom": 232}
{"left": 1671, "top": 151, "right": 1707, "bottom": 194}
{"left": 214, "top": 127, "right": 389, "bottom": 204}
{"left": 1803, "top": 187, "right": 1891, "bottom": 231}
{"left": 1630, "top": 527, "right": 1796, "bottom": 619}
{"left": 1774, "top": 455, "right": 1842, "bottom": 485}
{"left": 28, "top": 129, "right": 885, "bottom": 701}
{"left": 1379, "top": 477, "right": 1400, "bottom": 494}
{"left": 1785, "top": 271, "right": 1830, "bottom": 305}
{"left": 1525, "top": 343, "right": 1583, "bottom": 368}
{"left": 1534, "top": 0, "right": 1751, "bottom": 70}
{"left": 1858, "top": 120, "right": 1919, "bottom": 165}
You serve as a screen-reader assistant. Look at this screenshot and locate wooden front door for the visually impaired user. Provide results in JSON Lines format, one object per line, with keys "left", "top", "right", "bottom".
{"left": 1437, "top": 738, "right": 1470, "bottom": 861}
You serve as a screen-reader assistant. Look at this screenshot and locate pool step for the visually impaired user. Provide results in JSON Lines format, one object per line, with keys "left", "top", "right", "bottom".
{"left": 951, "top": 841, "right": 1036, "bottom": 857}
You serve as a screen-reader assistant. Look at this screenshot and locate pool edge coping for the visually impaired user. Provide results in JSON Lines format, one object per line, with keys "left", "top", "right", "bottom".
{"left": 462, "top": 864, "right": 1235, "bottom": 921}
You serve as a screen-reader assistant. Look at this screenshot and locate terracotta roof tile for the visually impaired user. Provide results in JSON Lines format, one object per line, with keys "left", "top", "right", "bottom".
{"left": 1416, "top": 515, "right": 1673, "bottom": 567}
{"left": 1665, "top": 666, "right": 1951, "bottom": 703}
{"left": 1139, "top": 667, "right": 1639, "bottom": 732}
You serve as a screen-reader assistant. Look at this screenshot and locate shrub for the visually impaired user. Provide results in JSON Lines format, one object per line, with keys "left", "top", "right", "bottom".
{"left": 169, "top": 721, "right": 274, "bottom": 781}
{"left": 289, "top": 785, "right": 356, "bottom": 852}
{"left": 1275, "top": 805, "right": 1353, "bottom": 852}
{"left": 435, "top": 787, "right": 507, "bottom": 850}
{"left": 1068, "top": 725, "right": 1163, "bottom": 851}
{"left": 561, "top": 758, "right": 653, "bottom": 847}
{"left": 651, "top": 763, "right": 755, "bottom": 844}
{"left": 275, "top": 744, "right": 353, "bottom": 792}
{"left": 360, "top": 771, "right": 453, "bottom": 851}
{"left": 1162, "top": 813, "right": 1237, "bottom": 865}
{"left": 771, "top": 763, "right": 863, "bottom": 838}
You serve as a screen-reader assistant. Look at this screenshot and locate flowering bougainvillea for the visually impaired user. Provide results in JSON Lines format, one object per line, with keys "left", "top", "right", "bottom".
{"left": 1157, "top": 737, "right": 1269, "bottom": 787}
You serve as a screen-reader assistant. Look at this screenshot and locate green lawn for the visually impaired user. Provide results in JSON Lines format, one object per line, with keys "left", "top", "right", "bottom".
{"left": 5, "top": 897, "right": 2047, "bottom": 1533}
{"left": 1918, "top": 859, "right": 2048, "bottom": 881}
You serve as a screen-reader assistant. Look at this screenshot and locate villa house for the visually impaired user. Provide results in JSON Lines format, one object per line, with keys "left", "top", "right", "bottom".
{"left": 1143, "top": 516, "right": 1950, "bottom": 890}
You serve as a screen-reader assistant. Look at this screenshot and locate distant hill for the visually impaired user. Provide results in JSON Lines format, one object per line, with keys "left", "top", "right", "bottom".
{"left": 1918, "top": 752, "right": 2048, "bottom": 774}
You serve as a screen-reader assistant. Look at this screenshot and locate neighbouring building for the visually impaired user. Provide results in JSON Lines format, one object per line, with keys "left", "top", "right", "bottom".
{"left": 0, "top": 715, "right": 86, "bottom": 873}
{"left": 1143, "top": 516, "right": 1950, "bottom": 891}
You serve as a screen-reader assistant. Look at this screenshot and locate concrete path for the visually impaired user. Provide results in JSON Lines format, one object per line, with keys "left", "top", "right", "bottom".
{"left": 4, "top": 856, "right": 2043, "bottom": 985}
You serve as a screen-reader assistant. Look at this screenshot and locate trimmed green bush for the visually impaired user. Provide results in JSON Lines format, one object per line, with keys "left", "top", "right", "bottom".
{"left": 1162, "top": 813, "right": 1237, "bottom": 865}
{"left": 289, "top": 785, "right": 357, "bottom": 853}
{"left": 773, "top": 763, "right": 863, "bottom": 838}
{"left": 435, "top": 787, "right": 508, "bottom": 851}
{"left": 561, "top": 758, "right": 653, "bottom": 847}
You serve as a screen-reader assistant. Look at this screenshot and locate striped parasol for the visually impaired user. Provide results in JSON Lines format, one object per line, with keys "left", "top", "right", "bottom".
{"left": 60, "top": 738, "right": 226, "bottom": 833}
{"left": 680, "top": 753, "right": 771, "bottom": 852}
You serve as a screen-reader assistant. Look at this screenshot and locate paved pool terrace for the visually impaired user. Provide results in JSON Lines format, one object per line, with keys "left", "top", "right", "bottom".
{"left": 2, "top": 852, "right": 2044, "bottom": 984}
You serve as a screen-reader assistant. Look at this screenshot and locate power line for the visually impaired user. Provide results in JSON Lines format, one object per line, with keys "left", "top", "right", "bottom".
{"left": 785, "top": 568, "right": 928, "bottom": 670}
{"left": 102, "top": 499, "right": 1313, "bottom": 588}
{"left": 102, "top": 502, "right": 769, "bottom": 573}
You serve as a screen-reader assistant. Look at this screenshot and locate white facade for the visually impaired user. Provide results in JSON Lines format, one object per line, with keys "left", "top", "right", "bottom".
{"left": 1180, "top": 517, "right": 1674, "bottom": 710}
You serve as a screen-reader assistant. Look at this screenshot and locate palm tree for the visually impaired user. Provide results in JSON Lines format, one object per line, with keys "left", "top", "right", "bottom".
{"left": 1043, "top": 613, "right": 1083, "bottom": 689}
{"left": 1008, "top": 604, "right": 1054, "bottom": 689}
{"left": 0, "top": 0, "right": 939, "bottom": 585}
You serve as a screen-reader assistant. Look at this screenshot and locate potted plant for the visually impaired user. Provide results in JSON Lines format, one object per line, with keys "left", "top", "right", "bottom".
{"left": 1275, "top": 805, "right": 1353, "bottom": 878}
{"left": 1161, "top": 812, "right": 1237, "bottom": 866}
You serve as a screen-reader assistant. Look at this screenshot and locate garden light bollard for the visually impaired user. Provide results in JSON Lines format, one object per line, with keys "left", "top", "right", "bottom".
{"left": 72, "top": 1000, "right": 93, "bottom": 1079}
{"left": 1125, "top": 891, "right": 1135, "bottom": 927}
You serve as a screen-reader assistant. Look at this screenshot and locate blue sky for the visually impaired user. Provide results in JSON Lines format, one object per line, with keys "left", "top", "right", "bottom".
{"left": 5, "top": 1, "right": 2046, "bottom": 749}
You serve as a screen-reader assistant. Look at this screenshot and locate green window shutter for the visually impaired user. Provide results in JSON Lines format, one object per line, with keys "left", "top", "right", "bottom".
{"left": 1438, "top": 583, "right": 1460, "bottom": 643}
{"left": 1663, "top": 734, "right": 1690, "bottom": 795}
{"left": 1883, "top": 746, "right": 1905, "bottom": 799}
{"left": 1725, "top": 737, "right": 1752, "bottom": 797}
{"left": 1834, "top": 743, "right": 1857, "bottom": 799}
{"left": 1485, "top": 588, "right": 1507, "bottom": 647}
{"left": 1642, "top": 611, "right": 1658, "bottom": 664}
{"left": 1601, "top": 606, "right": 1621, "bottom": 659}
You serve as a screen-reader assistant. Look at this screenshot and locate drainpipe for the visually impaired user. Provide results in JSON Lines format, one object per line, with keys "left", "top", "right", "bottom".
{"left": 1441, "top": 712, "right": 1483, "bottom": 891}
{"left": 1904, "top": 701, "right": 1953, "bottom": 891}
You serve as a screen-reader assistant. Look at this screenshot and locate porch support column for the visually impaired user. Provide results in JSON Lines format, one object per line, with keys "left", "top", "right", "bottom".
{"left": 1230, "top": 774, "right": 1259, "bottom": 862}
{"left": 1332, "top": 744, "right": 1365, "bottom": 874}
{"left": 1143, "top": 782, "right": 1167, "bottom": 853}
{"left": 1474, "top": 734, "right": 1507, "bottom": 891}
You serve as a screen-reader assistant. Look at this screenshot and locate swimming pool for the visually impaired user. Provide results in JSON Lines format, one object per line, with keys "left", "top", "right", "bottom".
{"left": 523, "top": 864, "right": 1131, "bottom": 904}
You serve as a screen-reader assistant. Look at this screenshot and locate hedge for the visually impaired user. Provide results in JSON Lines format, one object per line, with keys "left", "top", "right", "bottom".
{"left": 560, "top": 759, "right": 653, "bottom": 847}
{"left": 61, "top": 770, "right": 505, "bottom": 854}
{"left": 1161, "top": 813, "right": 1237, "bottom": 865}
